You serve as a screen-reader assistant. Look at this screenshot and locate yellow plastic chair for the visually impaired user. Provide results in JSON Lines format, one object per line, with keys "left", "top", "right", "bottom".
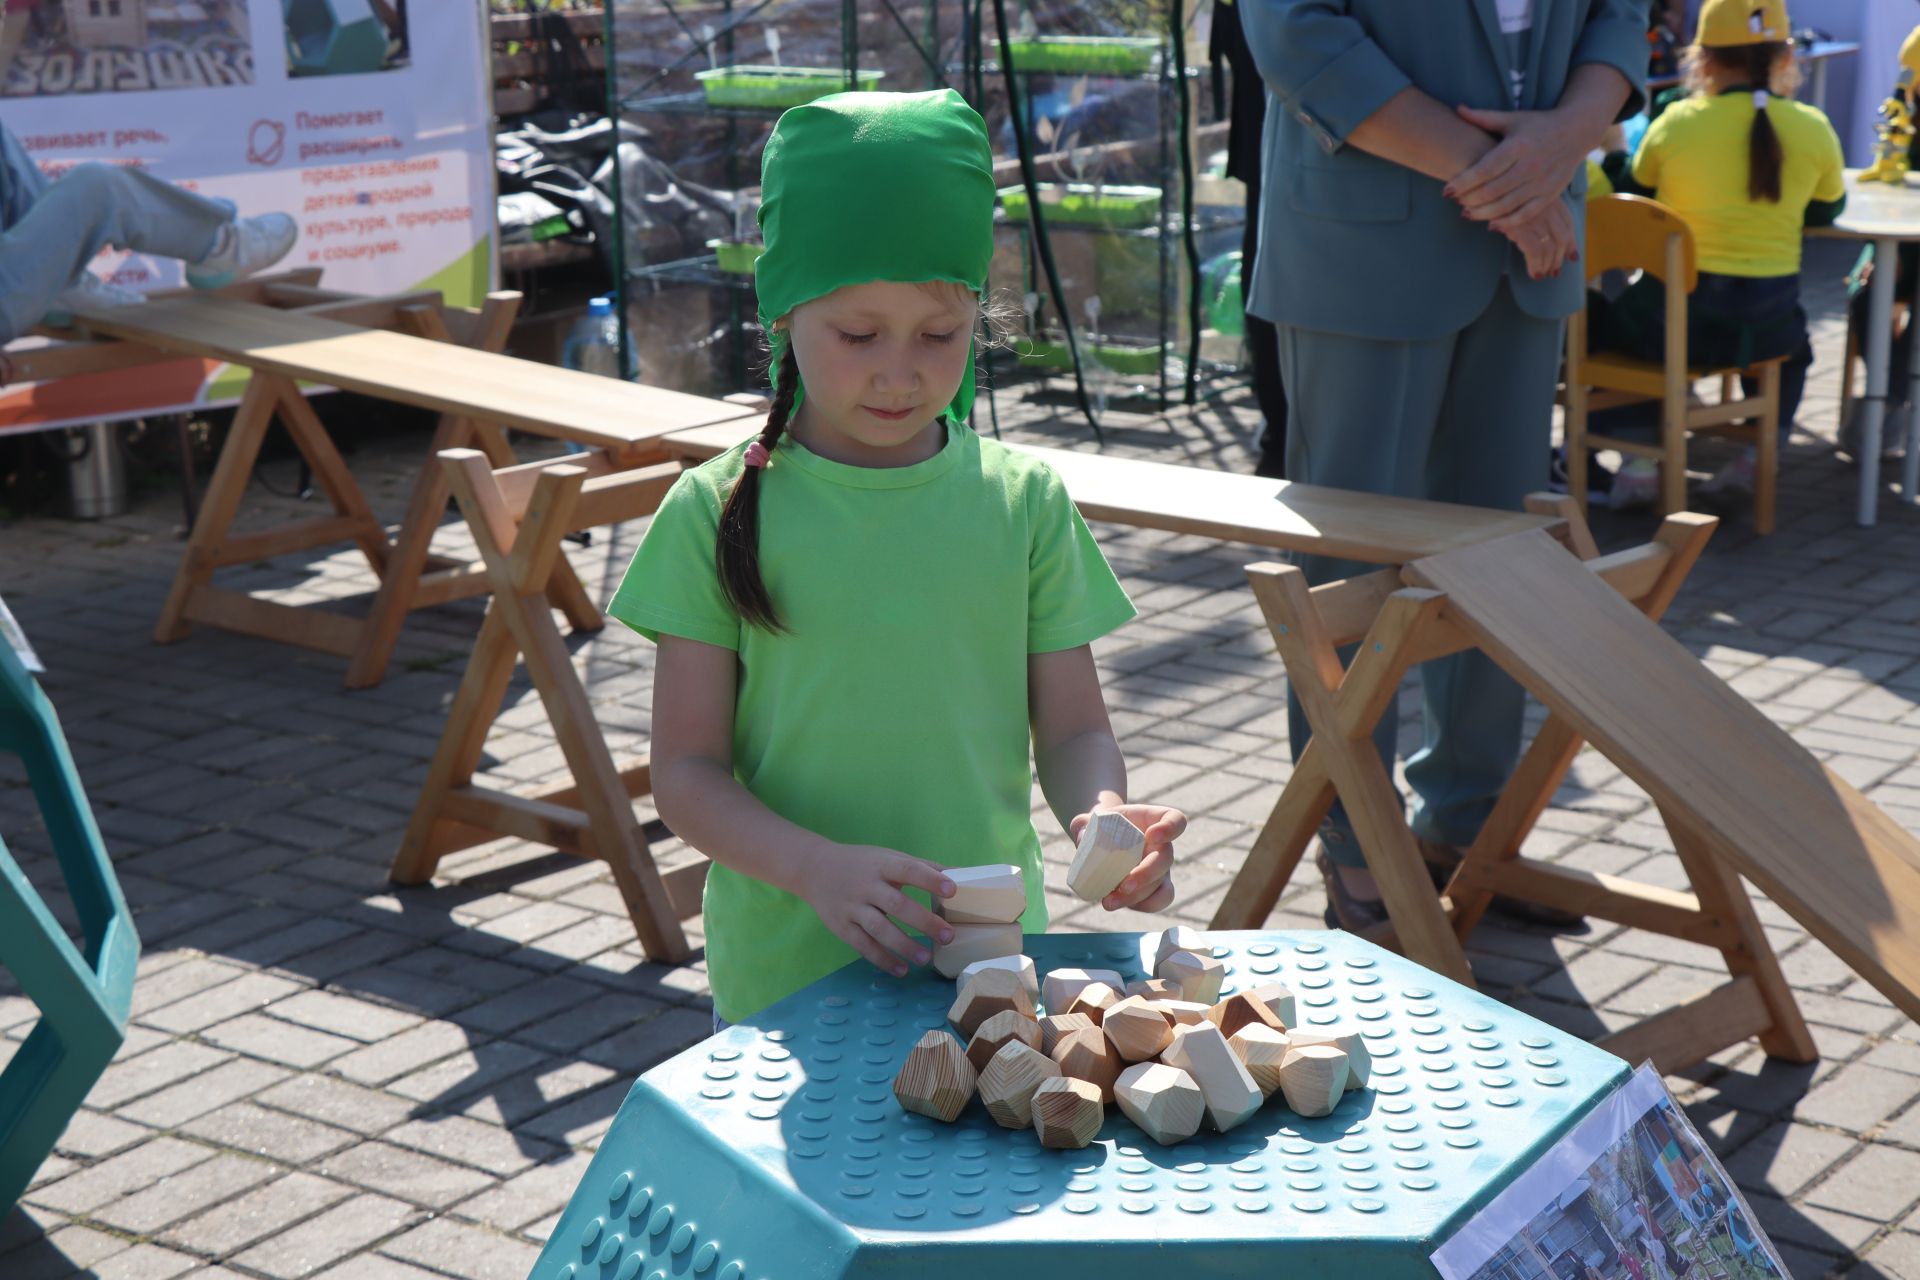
{"left": 1563, "top": 195, "right": 1785, "bottom": 534}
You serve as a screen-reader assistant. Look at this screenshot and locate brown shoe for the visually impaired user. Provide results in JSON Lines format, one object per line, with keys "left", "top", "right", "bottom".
{"left": 1316, "top": 846, "right": 1391, "bottom": 933}
{"left": 1416, "top": 836, "right": 1585, "bottom": 928}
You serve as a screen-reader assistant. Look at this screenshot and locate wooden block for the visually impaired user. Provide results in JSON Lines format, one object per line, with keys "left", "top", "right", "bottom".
{"left": 978, "top": 1040, "right": 1060, "bottom": 1129}
{"left": 1114, "top": 1062, "right": 1204, "bottom": 1146}
{"left": 948, "top": 967, "right": 1035, "bottom": 1039}
{"left": 959, "top": 954, "right": 1039, "bottom": 1003}
{"left": 1228, "top": 1023, "right": 1291, "bottom": 1098}
{"left": 1040, "top": 1011, "right": 1096, "bottom": 1056}
{"left": 1050, "top": 1025, "right": 1122, "bottom": 1102}
{"left": 1031, "top": 1076, "right": 1104, "bottom": 1149}
{"left": 1064, "top": 982, "right": 1122, "bottom": 1025}
{"left": 1151, "top": 925, "right": 1205, "bottom": 973}
{"left": 1126, "top": 978, "right": 1179, "bottom": 1000}
{"left": 1101, "top": 995, "right": 1173, "bottom": 1063}
{"left": 1150, "top": 999, "right": 1212, "bottom": 1026}
{"left": 1041, "top": 967, "right": 1127, "bottom": 1013}
{"left": 1160, "top": 1022, "right": 1262, "bottom": 1133}
{"left": 1208, "top": 990, "right": 1288, "bottom": 1041}
{"left": 892, "top": 1029, "right": 975, "bottom": 1123}
{"left": 1156, "top": 950, "right": 1227, "bottom": 1004}
{"left": 1245, "top": 981, "right": 1298, "bottom": 1030}
{"left": 1278, "top": 1043, "right": 1349, "bottom": 1117}
{"left": 1286, "top": 1026, "right": 1371, "bottom": 1091}
{"left": 938, "top": 863, "right": 1027, "bottom": 924}
{"left": 932, "top": 921, "right": 1022, "bottom": 978}
{"left": 1067, "top": 809, "right": 1144, "bottom": 902}
{"left": 965, "top": 1009, "right": 1043, "bottom": 1074}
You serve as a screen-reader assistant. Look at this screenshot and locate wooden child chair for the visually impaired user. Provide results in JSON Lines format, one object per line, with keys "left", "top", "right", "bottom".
{"left": 1563, "top": 195, "right": 1786, "bottom": 534}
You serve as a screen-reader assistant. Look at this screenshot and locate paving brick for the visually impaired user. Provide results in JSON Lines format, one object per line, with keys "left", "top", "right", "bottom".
{"left": 1804, "top": 1144, "right": 1920, "bottom": 1221}
{"left": 2, "top": 1222, "right": 126, "bottom": 1280}
{"left": 329, "top": 1020, "right": 484, "bottom": 1087}
{"left": 161, "top": 1171, "right": 353, "bottom": 1256}
{"left": 1792, "top": 1064, "right": 1920, "bottom": 1134}
{"left": 91, "top": 1152, "right": 280, "bottom": 1234}
{"left": 231, "top": 1192, "right": 420, "bottom": 1279}
{"left": 381, "top": 1114, "right": 559, "bottom": 1175}
{"left": 253, "top": 1074, "right": 415, "bottom": 1138}
{"left": 200, "top": 1012, "right": 362, "bottom": 1068}
{"left": 53, "top": 1109, "right": 150, "bottom": 1160}
{"left": 87, "top": 1040, "right": 234, "bottom": 1109}
{"left": 117, "top": 1056, "right": 292, "bottom": 1128}
{"left": 1724, "top": 1122, "right": 1861, "bottom": 1197}
{"left": 86, "top": 1242, "right": 200, "bottom": 1280}
{"left": 1857, "top": 1231, "right": 1920, "bottom": 1280}
{"left": 25, "top": 1136, "right": 211, "bottom": 1214}
{"left": 448, "top": 1151, "right": 595, "bottom": 1236}
{"left": 378, "top": 1214, "right": 541, "bottom": 1280}
{"left": 180, "top": 1101, "right": 359, "bottom": 1164}
{"left": 320, "top": 1141, "right": 495, "bottom": 1209}
{"left": 268, "top": 989, "right": 424, "bottom": 1043}
{"left": 141, "top": 971, "right": 309, "bottom": 1034}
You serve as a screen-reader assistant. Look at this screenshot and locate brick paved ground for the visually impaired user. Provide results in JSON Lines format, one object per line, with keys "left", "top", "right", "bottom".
{"left": 4, "top": 238, "right": 1920, "bottom": 1278}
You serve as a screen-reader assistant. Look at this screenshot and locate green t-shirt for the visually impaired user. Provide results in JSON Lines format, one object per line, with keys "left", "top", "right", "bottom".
{"left": 608, "top": 420, "right": 1137, "bottom": 1022}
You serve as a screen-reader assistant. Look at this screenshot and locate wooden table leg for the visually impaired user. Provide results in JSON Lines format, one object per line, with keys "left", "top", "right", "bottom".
{"left": 155, "top": 375, "right": 279, "bottom": 643}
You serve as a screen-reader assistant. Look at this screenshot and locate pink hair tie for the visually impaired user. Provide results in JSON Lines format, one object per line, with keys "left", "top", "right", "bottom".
{"left": 743, "top": 441, "right": 771, "bottom": 469}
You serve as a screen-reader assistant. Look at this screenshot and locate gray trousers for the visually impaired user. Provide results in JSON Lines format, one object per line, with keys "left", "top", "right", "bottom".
{"left": 0, "top": 122, "right": 232, "bottom": 342}
{"left": 1278, "top": 279, "right": 1564, "bottom": 867}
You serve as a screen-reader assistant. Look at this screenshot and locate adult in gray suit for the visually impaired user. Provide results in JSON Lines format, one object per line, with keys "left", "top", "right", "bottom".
{"left": 1239, "top": 0, "right": 1647, "bottom": 927}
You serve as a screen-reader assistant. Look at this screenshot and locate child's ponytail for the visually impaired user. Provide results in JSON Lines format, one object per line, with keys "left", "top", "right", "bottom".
{"left": 1744, "top": 39, "right": 1785, "bottom": 204}
{"left": 715, "top": 345, "right": 799, "bottom": 632}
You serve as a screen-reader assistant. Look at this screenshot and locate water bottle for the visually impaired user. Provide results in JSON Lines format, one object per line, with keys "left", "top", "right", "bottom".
{"left": 562, "top": 295, "right": 624, "bottom": 380}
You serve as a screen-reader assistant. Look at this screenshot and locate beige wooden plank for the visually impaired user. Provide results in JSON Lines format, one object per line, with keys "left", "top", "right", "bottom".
{"left": 185, "top": 588, "right": 361, "bottom": 657}
{"left": 208, "top": 515, "right": 383, "bottom": 568}
{"left": 80, "top": 297, "right": 759, "bottom": 449}
{"left": 1406, "top": 529, "right": 1920, "bottom": 1023}
{"left": 1596, "top": 978, "right": 1772, "bottom": 1075}
{"left": 439, "top": 788, "right": 593, "bottom": 855}
{"left": 1456, "top": 857, "right": 1725, "bottom": 944}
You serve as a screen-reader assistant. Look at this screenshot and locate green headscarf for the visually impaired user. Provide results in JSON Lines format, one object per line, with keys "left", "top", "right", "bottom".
{"left": 754, "top": 88, "right": 996, "bottom": 423}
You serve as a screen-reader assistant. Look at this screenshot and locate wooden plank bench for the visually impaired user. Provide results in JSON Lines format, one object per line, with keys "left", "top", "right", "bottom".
{"left": 69, "top": 293, "right": 759, "bottom": 688}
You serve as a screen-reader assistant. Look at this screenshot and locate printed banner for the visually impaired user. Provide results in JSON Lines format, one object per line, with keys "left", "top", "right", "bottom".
{"left": 0, "top": 0, "right": 494, "bottom": 433}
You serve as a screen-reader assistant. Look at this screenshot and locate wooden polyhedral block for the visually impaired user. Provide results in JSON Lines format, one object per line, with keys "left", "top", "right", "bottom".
{"left": 959, "top": 954, "right": 1039, "bottom": 1003}
{"left": 979, "top": 1040, "right": 1061, "bottom": 1129}
{"left": 1160, "top": 1022, "right": 1262, "bottom": 1133}
{"left": 965, "top": 1009, "right": 1043, "bottom": 1074}
{"left": 892, "top": 1030, "right": 976, "bottom": 1123}
{"left": 932, "top": 921, "right": 1022, "bottom": 979}
{"left": 1040, "top": 1011, "right": 1096, "bottom": 1055}
{"left": 1244, "top": 981, "right": 1298, "bottom": 1030}
{"left": 1287, "top": 1026, "right": 1370, "bottom": 1091}
{"left": 1227, "top": 1023, "right": 1291, "bottom": 1098}
{"left": 1151, "top": 925, "right": 1204, "bottom": 973}
{"left": 1031, "top": 1076, "right": 1104, "bottom": 1149}
{"left": 1279, "top": 1043, "right": 1349, "bottom": 1118}
{"left": 1208, "top": 990, "right": 1288, "bottom": 1041}
{"left": 1125, "top": 978, "right": 1179, "bottom": 1000}
{"left": 948, "top": 967, "right": 1035, "bottom": 1039}
{"left": 1063, "top": 982, "right": 1121, "bottom": 1025}
{"left": 1156, "top": 950, "right": 1226, "bottom": 1004}
{"left": 1101, "top": 995, "right": 1173, "bottom": 1063}
{"left": 1114, "top": 1061, "right": 1204, "bottom": 1146}
{"left": 937, "top": 864, "right": 1027, "bottom": 924}
{"left": 1149, "top": 999, "right": 1212, "bottom": 1026}
{"left": 1050, "top": 1025, "right": 1122, "bottom": 1102}
{"left": 1041, "top": 967, "right": 1126, "bottom": 1014}
{"left": 1067, "top": 810, "right": 1144, "bottom": 902}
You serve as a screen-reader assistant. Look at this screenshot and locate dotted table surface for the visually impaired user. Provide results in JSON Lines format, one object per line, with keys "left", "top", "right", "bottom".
{"left": 527, "top": 931, "right": 1630, "bottom": 1280}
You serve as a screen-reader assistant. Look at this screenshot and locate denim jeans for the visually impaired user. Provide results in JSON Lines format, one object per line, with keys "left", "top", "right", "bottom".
{"left": 0, "top": 121, "right": 233, "bottom": 341}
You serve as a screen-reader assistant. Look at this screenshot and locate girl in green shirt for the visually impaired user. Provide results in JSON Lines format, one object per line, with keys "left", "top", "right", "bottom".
{"left": 610, "top": 90, "right": 1188, "bottom": 1025}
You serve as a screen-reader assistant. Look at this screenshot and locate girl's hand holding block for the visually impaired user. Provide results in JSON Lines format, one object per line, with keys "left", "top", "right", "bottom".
{"left": 795, "top": 843, "right": 956, "bottom": 979}
{"left": 1067, "top": 804, "right": 1187, "bottom": 912}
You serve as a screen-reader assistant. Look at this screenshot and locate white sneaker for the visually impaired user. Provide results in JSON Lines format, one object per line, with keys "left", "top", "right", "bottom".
{"left": 186, "top": 212, "right": 298, "bottom": 289}
{"left": 43, "top": 272, "right": 146, "bottom": 326}
{"left": 1608, "top": 457, "right": 1660, "bottom": 511}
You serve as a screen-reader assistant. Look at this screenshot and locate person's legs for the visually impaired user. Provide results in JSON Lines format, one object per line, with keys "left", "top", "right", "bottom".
{"left": 1242, "top": 161, "right": 1287, "bottom": 478}
{"left": 1408, "top": 281, "right": 1562, "bottom": 847}
{"left": 0, "top": 161, "right": 232, "bottom": 339}
{"left": 1277, "top": 320, "right": 1454, "bottom": 873}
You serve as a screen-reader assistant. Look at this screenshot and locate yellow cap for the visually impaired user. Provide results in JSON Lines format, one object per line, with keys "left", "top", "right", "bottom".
{"left": 1695, "top": 0, "right": 1791, "bottom": 47}
{"left": 1901, "top": 25, "right": 1920, "bottom": 80}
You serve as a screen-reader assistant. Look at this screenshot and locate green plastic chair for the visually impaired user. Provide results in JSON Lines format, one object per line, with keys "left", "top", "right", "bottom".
{"left": 0, "top": 642, "right": 138, "bottom": 1211}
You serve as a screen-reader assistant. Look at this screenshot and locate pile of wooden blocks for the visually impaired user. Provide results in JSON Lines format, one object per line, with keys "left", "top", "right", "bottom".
{"left": 894, "top": 913, "right": 1372, "bottom": 1150}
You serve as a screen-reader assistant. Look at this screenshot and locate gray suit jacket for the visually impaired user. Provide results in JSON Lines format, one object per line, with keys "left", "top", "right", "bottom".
{"left": 1241, "top": 0, "right": 1647, "bottom": 341}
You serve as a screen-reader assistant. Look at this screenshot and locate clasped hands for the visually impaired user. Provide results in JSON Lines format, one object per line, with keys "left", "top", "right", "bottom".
{"left": 1444, "top": 104, "right": 1592, "bottom": 281}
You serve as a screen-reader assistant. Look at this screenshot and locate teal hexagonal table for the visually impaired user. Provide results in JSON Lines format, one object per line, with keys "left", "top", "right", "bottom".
{"left": 526, "top": 931, "right": 1629, "bottom": 1280}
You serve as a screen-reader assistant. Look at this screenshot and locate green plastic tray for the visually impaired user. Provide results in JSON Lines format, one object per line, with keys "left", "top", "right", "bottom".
{"left": 1004, "top": 35, "right": 1159, "bottom": 75}
{"left": 707, "top": 239, "right": 765, "bottom": 274}
{"left": 999, "top": 183, "right": 1161, "bottom": 228}
{"left": 1017, "top": 337, "right": 1163, "bottom": 376}
{"left": 695, "top": 65, "right": 885, "bottom": 109}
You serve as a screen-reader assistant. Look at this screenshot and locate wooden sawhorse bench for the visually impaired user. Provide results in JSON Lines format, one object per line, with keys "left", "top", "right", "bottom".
{"left": 1212, "top": 521, "right": 1920, "bottom": 1071}
{"left": 70, "top": 290, "right": 757, "bottom": 688}
{"left": 393, "top": 422, "right": 1573, "bottom": 965}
